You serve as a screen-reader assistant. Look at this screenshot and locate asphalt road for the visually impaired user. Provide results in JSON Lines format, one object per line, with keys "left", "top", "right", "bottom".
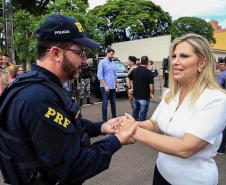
{"left": 1, "top": 79, "right": 226, "bottom": 185}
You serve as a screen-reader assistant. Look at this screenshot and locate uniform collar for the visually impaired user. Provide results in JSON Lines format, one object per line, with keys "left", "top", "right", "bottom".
{"left": 31, "top": 64, "right": 62, "bottom": 86}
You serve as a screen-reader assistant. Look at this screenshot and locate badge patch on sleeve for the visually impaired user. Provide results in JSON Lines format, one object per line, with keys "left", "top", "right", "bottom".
{"left": 38, "top": 103, "right": 75, "bottom": 133}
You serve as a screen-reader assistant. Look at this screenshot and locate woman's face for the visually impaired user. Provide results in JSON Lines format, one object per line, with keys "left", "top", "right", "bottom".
{"left": 127, "top": 60, "right": 133, "bottom": 67}
{"left": 17, "top": 66, "right": 24, "bottom": 75}
{"left": 171, "top": 42, "right": 201, "bottom": 86}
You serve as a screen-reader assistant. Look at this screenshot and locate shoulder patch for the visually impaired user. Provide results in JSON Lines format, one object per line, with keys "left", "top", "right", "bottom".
{"left": 38, "top": 103, "right": 75, "bottom": 133}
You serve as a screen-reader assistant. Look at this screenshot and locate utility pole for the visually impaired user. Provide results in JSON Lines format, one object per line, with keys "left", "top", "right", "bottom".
{"left": 2, "top": 0, "right": 15, "bottom": 62}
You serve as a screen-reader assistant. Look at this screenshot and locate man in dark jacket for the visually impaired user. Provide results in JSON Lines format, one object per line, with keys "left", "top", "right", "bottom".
{"left": 0, "top": 14, "right": 137, "bottom": 185}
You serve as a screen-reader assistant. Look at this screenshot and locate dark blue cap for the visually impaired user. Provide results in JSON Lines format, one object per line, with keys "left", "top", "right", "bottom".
{"left": 37, "top": 14, "right": 100, "bottom": 48}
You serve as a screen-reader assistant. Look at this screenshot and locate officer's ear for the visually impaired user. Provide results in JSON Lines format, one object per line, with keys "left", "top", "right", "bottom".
{"left": 49, "top": 46, "right": 63, "bottom": 63}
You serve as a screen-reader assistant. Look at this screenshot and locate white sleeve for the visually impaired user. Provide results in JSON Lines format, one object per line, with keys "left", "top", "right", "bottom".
{"left": 185, "top": 97, "right": 226, "bottom": 144}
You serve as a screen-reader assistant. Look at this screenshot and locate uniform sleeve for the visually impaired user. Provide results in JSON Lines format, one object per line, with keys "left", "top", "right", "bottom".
{"left": 185, "top": 96, "right": 226, "bottom": 144}
{"left": 20, "top": 85, "right": 121, "bottom": 184}
{"left": 32, "top": 113, "right": 121, "bottom": 184}
{"left": 81, "top": 119, "right": 103, "bottom": 137}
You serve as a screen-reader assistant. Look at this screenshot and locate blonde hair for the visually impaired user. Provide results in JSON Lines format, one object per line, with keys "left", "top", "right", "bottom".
{"left": 6, "top": 64, "right": 17, "bottom": 79}
{"left": 164, "top": 33, "right": 224, "bottom": 104}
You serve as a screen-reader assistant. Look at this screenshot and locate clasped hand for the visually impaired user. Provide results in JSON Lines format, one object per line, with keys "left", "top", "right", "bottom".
{"left": 101, "top": 113, "right": 137, "bottom": 145}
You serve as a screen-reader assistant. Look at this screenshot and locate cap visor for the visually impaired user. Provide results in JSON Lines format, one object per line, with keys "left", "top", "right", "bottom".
{"left": 72, "top": 37, "right": 100, "bottom": 48}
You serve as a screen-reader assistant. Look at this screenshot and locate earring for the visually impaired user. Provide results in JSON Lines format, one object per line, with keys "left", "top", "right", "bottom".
{"left": 198, "top": 68, "right": 202, "bottom": 72}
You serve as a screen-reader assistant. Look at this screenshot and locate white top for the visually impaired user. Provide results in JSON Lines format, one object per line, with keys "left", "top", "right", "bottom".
{"left": 151, "top": 88, "right": 226, "bottom": 185}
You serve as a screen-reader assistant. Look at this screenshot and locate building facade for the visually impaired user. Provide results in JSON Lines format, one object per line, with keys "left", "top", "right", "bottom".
{"left": 210, "top": 20, "right": 226, "bottom": 62}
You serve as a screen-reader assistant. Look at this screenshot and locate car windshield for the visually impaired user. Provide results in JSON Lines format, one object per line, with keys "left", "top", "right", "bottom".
{"left": 113, "top": 61, "right": 127, "bottom": 73}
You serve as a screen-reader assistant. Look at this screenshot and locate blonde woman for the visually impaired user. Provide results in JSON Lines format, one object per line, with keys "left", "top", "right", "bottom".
{"left": 123, "top": 34, "right": 226, "bottom": 185}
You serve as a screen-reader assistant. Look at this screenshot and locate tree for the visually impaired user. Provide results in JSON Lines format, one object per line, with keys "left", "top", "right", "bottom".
{"left": 88, "top": 0, "right": 172, "bottom": 46}
{"left": 12, "top": 0, "right": 101, "bottom": 66}
{"left": 13, "top": 10, "right": 42, "bottom": 67}
{"left": 170, "top": 17, "right": 215, "bottom": 43}
{"left": 10, "top": 0, "right": 89, "bottom": 15}
{"left": 10, "top": 0, "right": 53, "bottom": 15}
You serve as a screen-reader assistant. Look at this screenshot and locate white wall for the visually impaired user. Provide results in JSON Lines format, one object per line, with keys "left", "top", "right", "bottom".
{"left": 111, "top": 35, "right": 171, "bottom": 68}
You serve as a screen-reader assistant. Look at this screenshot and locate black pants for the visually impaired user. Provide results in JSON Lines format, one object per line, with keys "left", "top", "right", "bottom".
{"left": 153, "top": 165, "right": 171, "bottom": 185}
{"left": 163, "top": 72, "right": 169, "bottom": 88}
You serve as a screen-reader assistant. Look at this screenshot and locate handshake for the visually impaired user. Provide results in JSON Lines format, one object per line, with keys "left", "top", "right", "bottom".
{"left": 101, "top": 113, "right": 138, "bottom": 145}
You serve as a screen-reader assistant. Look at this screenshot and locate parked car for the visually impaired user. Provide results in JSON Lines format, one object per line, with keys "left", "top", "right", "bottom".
{"left": 88, "top": 57, "right": 128, "bottom": 98}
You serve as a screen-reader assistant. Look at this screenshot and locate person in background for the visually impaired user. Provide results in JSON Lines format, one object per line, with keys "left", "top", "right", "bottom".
{"left": 216, "top": 57, "right": 226, "bottom": 154}
{"left": 162, "top": 57, "right": 169, "bottom": 88}
{"left": 16, "top": 65, "right": 25, "bottom": 76}
{"left": 122, "top": 33, "right": 226, "bottom": 185}
{"left": 126, "top": 56, "right": 137, "bottom": 110}
{"left": 97, "top": 48, "right": 117, "bottom": 122}
{"left": 63, "top": 73, "right": 79, "bottom": 101}
{"left": 128, "top": 56, "right": 154, "bottom": 121}
{"left": 0, "top": 53, "right": 12, "bottom": 94}
{"left": 6, "top": 64, "right": 17, "bottom": 82}
{"left": 136, "top": 58, "right": 141, "bottom": 66}
{"left": 217, "top": 57, "right": 226, "bottom": 89}
{"left": 79, "top": 63, "right": 93, "bottom": 106}
{"left": 0, "top": 14, "right": 137, "bottom": 185}
{"left": 148, "top": 60, "right": 159, "bottom": 78}
{"left": 3, "top": 54, "right": 16, "bottom": 82}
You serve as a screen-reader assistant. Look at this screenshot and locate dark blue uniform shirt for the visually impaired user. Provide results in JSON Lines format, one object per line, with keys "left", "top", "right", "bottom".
{"left": 4, "top": 64, "right": 121, "bottom": 184}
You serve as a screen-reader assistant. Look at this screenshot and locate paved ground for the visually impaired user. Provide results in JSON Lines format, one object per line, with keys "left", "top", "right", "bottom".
{"left": 1, "top": 78, "right": 226, "bottom": 185}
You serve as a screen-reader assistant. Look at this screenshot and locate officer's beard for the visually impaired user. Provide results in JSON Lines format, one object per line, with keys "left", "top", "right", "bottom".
{"left": 62, "top": 53, "right": 79, "bottom": 80}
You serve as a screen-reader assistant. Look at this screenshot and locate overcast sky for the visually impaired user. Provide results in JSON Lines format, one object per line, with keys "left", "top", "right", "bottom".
{"left": 88, "top": 0, "right": 226, "bottom": 28}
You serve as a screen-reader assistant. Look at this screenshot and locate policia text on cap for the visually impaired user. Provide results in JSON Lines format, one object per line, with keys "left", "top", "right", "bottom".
{"left": 0, "top": 14, "right": 137, "bottom": 185}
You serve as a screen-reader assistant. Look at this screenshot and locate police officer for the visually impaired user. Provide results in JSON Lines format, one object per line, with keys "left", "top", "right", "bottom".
{"left": 0, "top": 14, "right": 137, "bottom": 185}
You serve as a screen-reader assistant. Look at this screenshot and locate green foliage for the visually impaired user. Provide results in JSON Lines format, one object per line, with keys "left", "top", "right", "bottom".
{"left": 170, "top": 17, "right": 215, "bottom": 44}
{"left": 11, "top": 0, "right": 53, "bottom": 15}
{"left": 47, "top": 0, "right": 88, "bottom": 14}
{"left": 12, "top": 0, "right": 100, "bottom": 64}
{"left": 13, "top": 10, "right": 45, "bottom": 65}
{"left": 9, "top": 0, "right": 216, "bottom": 64}
{"left": 88, "top": 0, "right": 172, "bottom": 46}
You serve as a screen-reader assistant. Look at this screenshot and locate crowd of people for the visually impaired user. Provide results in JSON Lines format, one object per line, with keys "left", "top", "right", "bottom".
{"left": 0, "top": 53, "right": 25, "bottom": 95}
{"left": 0, "top": 13, "right": 225, "bottom": 185}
